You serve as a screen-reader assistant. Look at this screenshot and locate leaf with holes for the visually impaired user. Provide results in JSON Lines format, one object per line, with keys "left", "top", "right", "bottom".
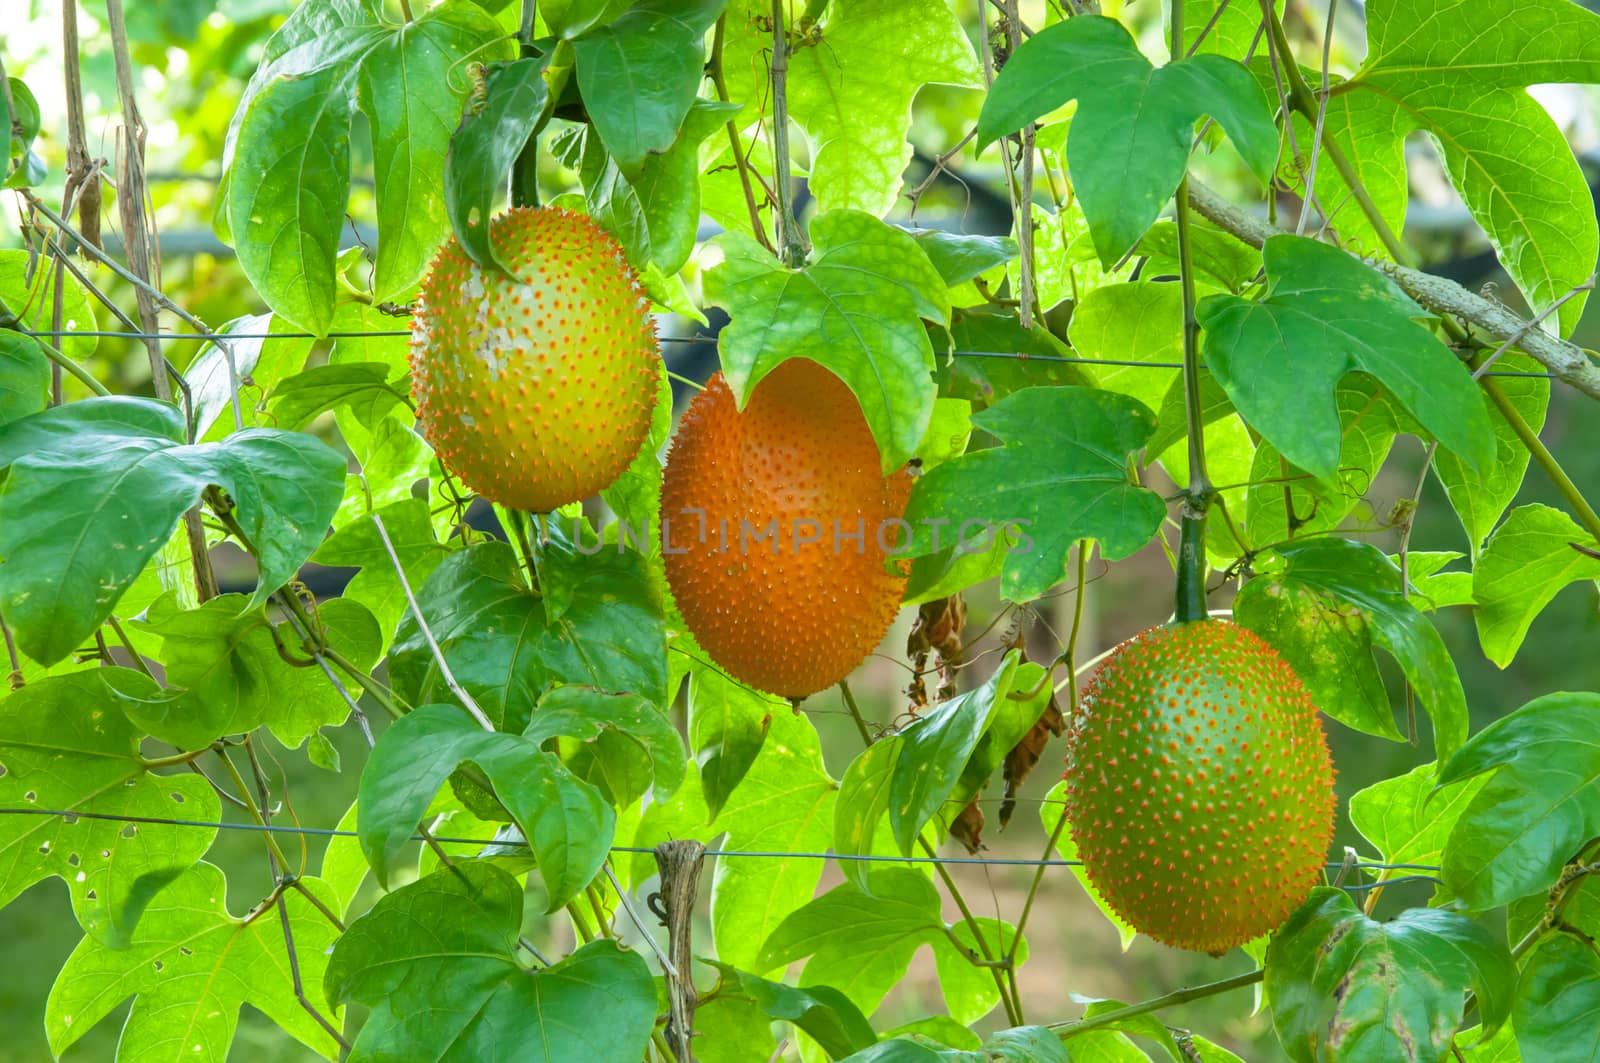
{"left": 45, "top": 865, "right": 343, "bottom": 1061}
{"left": 977, "top": 15, "right": 1276, "bottom": 263}
{"left": 1235, "top": 537, "right": 1468, "bottom": 758}
{"left": 327, "top": 863, "right": 656, "bottom": 1061}
{"left": 0, "top": 397, "right": 346, "bottom": 665}
{"left": 1197, "top": 235, "right": 1494, "bottom": 482}
{"left": 0, "top": 670, "right": 218, "bottom": 948}
{"left": 1267, "top": 888, "right": 1514, "bottom": 1063}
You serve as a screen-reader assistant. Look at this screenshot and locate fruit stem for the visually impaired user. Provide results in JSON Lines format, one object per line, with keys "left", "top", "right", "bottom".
{"left": 512, "top": 0, "right": 542, "bottom": 207}
{"left": 1047, "top": 969, "right": 1264, "bottom": 1036}
{"left": 768, "top": 0, "right": 806, "bottom": 267}
{"left": 1171, "top": 0, "right": 1212, "bottom": 627}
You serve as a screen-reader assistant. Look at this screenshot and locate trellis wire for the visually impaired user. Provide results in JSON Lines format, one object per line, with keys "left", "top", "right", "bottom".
{"left": 10, "top": 325, "right": 1564, "bottom": 379}
{"left": 0, "top": 806, "right": 1442, "bottom": 877}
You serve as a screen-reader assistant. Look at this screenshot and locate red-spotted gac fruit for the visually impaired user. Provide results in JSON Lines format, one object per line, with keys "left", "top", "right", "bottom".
{"left": 409, "top": 206, "right": 658, "bottom": 512}
{"left": 1064, "top": 619, "right": 1336, "bottom": 954}
{"left": 661, "top": 358, "right": 912, "bottom": 698}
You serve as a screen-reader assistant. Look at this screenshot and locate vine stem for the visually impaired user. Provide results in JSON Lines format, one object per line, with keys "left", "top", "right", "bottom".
{"left": 1004, "top": 542, "right": 1090, "bottom": 1016}
{"left": 1048, "top": 969, "right": 1264, "bottom": 1036}
{"left": 1481, "top": 375, "right": 1600, "bottom": 543}
{"left": 710, "top": 14, "right": 775, "bottom": 253}
{"left": 1171, "top": 0, "right": 1213, "bottom": 625}
{"left": 215, "top": 746, "right": 293, "bottom": 872}
{"left": 511, "top": 0, "right": 540, "bottom": 207}
{"left": 768, "top": 0, "right": 805, "bottom": 266}
{"left": 838, "top": 680, "right": 874, "bottom": 746}
{"left": 918, "top": 833, "right": 1024, "bottom": 1026}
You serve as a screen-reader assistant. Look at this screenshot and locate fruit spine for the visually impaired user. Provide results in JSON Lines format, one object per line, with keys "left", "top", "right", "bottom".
{"left": 661, "top": 358, "right": 911, "bottom": 698}
{"left": 1064, "top": 619, "right": 1336, "bottom": 954}
{"left": 409, "top": 207, "right": 658, "bottom": 513}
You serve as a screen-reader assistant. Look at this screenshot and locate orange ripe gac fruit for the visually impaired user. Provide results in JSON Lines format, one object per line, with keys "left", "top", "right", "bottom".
{"left": 409, "top": 206, "right": 658, "bottom": 512}
{"left": 1064, "top": 620, "right": 1336, "bottom": 954}
{"left": 661, "top": 358, "right": 912, "bottom": 698}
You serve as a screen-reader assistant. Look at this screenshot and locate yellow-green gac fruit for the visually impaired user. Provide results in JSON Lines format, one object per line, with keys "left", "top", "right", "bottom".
{"left": 1065, "top": 620, "right": 1336, "bottom": 954}
{"left": 409, "top": 206, "right": 658, "bottom": 512}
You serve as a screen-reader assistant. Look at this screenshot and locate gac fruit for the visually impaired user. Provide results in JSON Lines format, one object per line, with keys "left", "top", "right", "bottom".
{"left": 1064, "top": 620, "right": 1335, "bottom": 954}
{"left": 409, "top": 206, "right": 658, "bottom": 512}
{"left": 661, "top": 358, "right": 911, "bottom": 698}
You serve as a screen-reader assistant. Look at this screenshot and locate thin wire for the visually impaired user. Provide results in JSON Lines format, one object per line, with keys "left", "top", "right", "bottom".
{"left": 0, "top": 807, "right": 1442, "bottom": 873}
{"left": 9, "top": 327, "right": 1558, "bottom": 379}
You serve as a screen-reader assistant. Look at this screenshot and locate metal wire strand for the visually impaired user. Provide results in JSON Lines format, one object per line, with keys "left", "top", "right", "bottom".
{"left": 0, "top": 806, "right": 1442, "bottom": 873}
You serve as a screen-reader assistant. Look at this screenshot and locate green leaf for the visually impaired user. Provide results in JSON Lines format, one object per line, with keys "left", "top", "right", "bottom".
{"left": 46, "top": 865, "right": 342, "bottom": 1061}
{"left": 1042, "top": 780, "right": 1137, "bottom": 951}
{"left": 226, "top": 6, "right": 506, "bottom": 330}
{"left": 936, "top": 917, "right": 1028, "bottom": 1025}
{"left": 0, "top": 397, "right": 346, "bottom": 665}
{"left": 902, "top": 387, "right": 1165, "bottom": 602}
{"left": 228, "top": 42, "right": 369, "bottom": 335}
{"left": 3, "top": 78, "right": 45, "bottom": 188}
{"left": 0, "top": 248, "right": 98, "bottom": 361}
{"left": 1472, "top": 504, "right": 1600, "bottom": 668}
{"left": 888, "top": 652, "right": 1021, "bottom": 854}
{"left": 123, "top": 593, "right": 381, "bottom": 750}
{"left": 572, "top": 0, "right": 724, "bottom": 175}
{"left": 268, "top": 361, "right": 405, "bottom": 430}
{"left": 361, "top": 3, "right": 508, "bottom": 299}
{"left": 1185, "top": 0, "right": 1282, "bottom": 60}
{"left": 703, "top": 961, "right": 878, "bottom": 1059}
{"left": 1435, "top": 353, "right": 1548, "bottom": 556}
{"left": 711, "top": 708, "right": 835, "bottom": 971}
{"left": 1267, "top": 888, "right": 1514, "bottom": 1063}
{"left": 910, "top": 231, "right": 1019, "bottom": 288}
{"left": 984, "top": 1027, "right": 1069, "bottom": 1063}
{"left": 1234, "top": 537, "right": 1468, "bottom": 759}
{"left": 1348, "top": 762, "right": 1487, "bottom": 894}
{"left": 578, "top": 98, "right": 737, "bottom": 273}
{"left": 1138, "top": 217, "right": 1263, "bottom": 294}
{"left": 933, "top": 309, "right": 1090, "bottom": 411}
{"left": 359, "top": 702, "right": 613, "bottom": 907}
{"left": 833, "top": 736, "right": 913, "bottom": 892}
{"left": 327, "top": 863, "right": 657, "bottom": 1061}
{"left": 1239, "top": 378, "right": 1400, "bottom": 549}
{"left": 0, "top": 670, "right": 219, "bottom": 947}
{"left": 1454, "top": 1023, "right": 1520, "bottom": 1063}
{"left": 389, "top": 540, "right": 667, "bottom": 731}
{"left": 313, "top": 498, "right": 448, "bottom": 647}
{"left": 527, "top": 684, "right": 685, "bottom": 801}
{"left": 758, "top": 869, "right": 946, "bottom": 1014}
{"left": 688, "top": 664, "right": 779, "bottom": 820}
{"left": 977, "top": 15, "right": 1275, "bottom": 263}
{"left": 0, "top": 330, "right": 50, "bottom": 425}
{"left": 1437, "top": 691, "right": 1600, "bottom": 911}
{"left": 1333, "top": 0, "right": 1600, "bottom": 333}
{"left": 706, "top": 209, "right": 948, "bottom": 472}
{"left": 1512, "top": 934, "right": 1600, "bottom": 1062}
{"left": 1067, "top": 280, "right": 1182, "bottom": 413}
{"left": 445, "top": 54, "right": 551, "bottom": 272}
{"left": 1197, "top": 235, "right": 1494, "bottom": 481}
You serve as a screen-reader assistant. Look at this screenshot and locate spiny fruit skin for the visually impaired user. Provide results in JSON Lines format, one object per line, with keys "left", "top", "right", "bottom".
{"left": 409, "top": 206, "right": 658, "bottom": 513}
{"left": 1064, "top": 620, "right": 1336, "bottom": 955}
{"left": 661, "top": 359, "right": 911, "bottom": 698}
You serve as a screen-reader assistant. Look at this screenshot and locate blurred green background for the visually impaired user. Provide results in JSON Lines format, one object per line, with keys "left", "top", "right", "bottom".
{"left": 2, "top": 0, "right": 1598, "bottom": 1059}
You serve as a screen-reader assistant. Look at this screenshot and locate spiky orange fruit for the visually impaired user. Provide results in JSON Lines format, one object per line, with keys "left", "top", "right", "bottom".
{"left": 409, "top": 206, "right": 658, "bottom": 512}
{"left": 1064, "top": 620, "right": 1336, "bottom": 954}
{"left": 661, "top": 358, "right": 911, "bottom": 698}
